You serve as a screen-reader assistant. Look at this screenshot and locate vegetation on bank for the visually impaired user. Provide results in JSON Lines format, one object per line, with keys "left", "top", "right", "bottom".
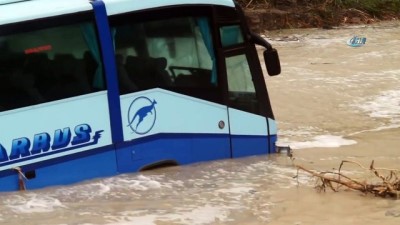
{"left": 238, "top": 0, "right": 400, "bottom": 29}
{"left": 238, "top": 0, "right": 400, "bottom": 16}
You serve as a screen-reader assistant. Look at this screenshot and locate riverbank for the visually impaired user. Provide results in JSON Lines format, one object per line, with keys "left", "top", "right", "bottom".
{"left": 241, "top": 0, "right": 400, "bottom": 32}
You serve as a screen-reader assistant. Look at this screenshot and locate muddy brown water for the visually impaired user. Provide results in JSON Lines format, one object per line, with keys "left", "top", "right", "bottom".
{"left": 1, "top": 21, "right": 399, "bottom": 225}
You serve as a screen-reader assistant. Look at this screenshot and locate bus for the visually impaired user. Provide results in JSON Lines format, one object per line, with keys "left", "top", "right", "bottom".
{"left": 0, "top": 0, "right": 281, "bottom": 192}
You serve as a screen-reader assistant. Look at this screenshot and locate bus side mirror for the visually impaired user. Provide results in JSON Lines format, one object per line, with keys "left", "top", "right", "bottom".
{"left": 249, "top": 32, "right": 281, "bottom": 76}
{"left": 264, "top": 48, "right": 281, "bottom": 76}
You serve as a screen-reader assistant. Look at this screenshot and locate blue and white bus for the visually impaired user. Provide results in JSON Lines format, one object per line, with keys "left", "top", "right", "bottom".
{"left": 0, "top": 0, "right": 280, "bottom": 191}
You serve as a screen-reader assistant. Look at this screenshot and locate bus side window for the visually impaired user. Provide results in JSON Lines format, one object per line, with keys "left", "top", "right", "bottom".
{"left": 115, "top": 54, "right": 138, "bottom": 94}
{"left": 0, "top": 20, "right": 105, "bottom": 111}
{"left": 220, "top": 25, "right": 244, "bottom": 47}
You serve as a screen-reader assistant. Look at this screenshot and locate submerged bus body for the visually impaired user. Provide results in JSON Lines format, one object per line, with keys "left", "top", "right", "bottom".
{"left": 0, "top": 0, "right": 280, "bottom": 192}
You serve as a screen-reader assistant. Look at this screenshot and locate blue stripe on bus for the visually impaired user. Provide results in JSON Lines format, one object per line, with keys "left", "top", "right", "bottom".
{"left": 115, "top": 133, "right": 232, "bottom": 172}
{"left": 269, "top": 134, "right": 277, "bottom": 153}
{"left": 231, "top": 135, "right": 276, "bottom": 158}
{"left": 91, "top": 0, "right": 123, "bottom": 143}
{"left": 0, "top": 172, "right": 19, "bottom": 192}
{"left": 0, "top": 133, "right": 276, "bottom": 192}
{"left": 0, "top": 145, "right": 117, "bottom": 192}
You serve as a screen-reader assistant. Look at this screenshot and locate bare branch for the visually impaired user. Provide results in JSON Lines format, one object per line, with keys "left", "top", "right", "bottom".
{"left": 294, "top": 160, "right": 400, "bottom": 199}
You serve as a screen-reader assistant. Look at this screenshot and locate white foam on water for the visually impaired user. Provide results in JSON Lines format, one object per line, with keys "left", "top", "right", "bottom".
{"left": 104, "top": 175, "right": 164, "bottom": 191}
{"left": 351, "top": 89, "right": 400, "bottom": 133}
{"left": 105, "top": 213, "right": 159, "bottom": 225}
{"left": 319, "top": 156, "right": 340, "bottom": 161}
{"left": 349, "top": 123, "right": 400, "bottom": 136}
{"left": 355, "top": 89, "right": 400, "bottom": 119}
{"left": 281, "top": 135, "right": 357, "bottom": 149}
{"left": 104, "top": 205, "right": 231, "bottom": 225}
{"left": 305, "top": 36, "right": 345, "bottom": 47}
{"left": 4, "top": 193, "right": 66, "bottom": 213}
{"left": 265, "top": 34, "right": 345, "bottom": 47}
{"left": 21, "top": 163, "right": 307, "bottom": 224}
{"left": 0, "top": 159, "right": 312, "bottom": 224}
{"left": 278, "top": 126, "right": 322, "bottom": 138}
{"left": 216, "top": 187, "right": 255, "bottom": 201}
{"left": 173, "top": 205, "right": 231, "bottom": 224}
{"left": 96, "top": 182, "right": 112, "bottom": 195}
{"left": 54, "top": 174, "right": 165, "bottom": 200}
{"left": 351, "top": 50, "right": 386, "bottom": 59}
{"left": 94, "top": 160, "right": 306, "bottom": 224}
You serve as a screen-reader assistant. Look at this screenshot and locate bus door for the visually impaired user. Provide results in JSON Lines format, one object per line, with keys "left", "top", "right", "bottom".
{"left": 225, "top": 53, "right": 271, "bottom": 157}
{"left": 218, "top": 23, "right": 277, "bottom": 157}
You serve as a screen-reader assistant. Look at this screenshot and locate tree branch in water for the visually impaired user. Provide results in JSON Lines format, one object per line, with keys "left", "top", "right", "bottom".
{"left": 294, "top": 160, "right": 400, "bottom": 199}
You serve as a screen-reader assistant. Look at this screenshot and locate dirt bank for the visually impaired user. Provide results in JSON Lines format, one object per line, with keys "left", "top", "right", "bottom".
{"left": 242, "top": 1, "right": 400, "bottom": 32}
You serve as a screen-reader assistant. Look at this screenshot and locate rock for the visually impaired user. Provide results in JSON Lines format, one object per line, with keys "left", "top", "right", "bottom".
{"left": 385, "top": 209, "right": 400, "bottom": 217}
{"left": 350, "top": 17, "right": 361, "bottom": 23}
{"left": 272, "top": 0, "right": 297, "bottom": 8}
{"left": 244, "top": 9, "right": 267, "bottom": 33}
{"left": 275, "top": 35, "right": 300, "bottom": 42}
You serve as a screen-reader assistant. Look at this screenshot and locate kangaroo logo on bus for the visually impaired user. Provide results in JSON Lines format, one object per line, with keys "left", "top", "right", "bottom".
{"left": 347, "top": 35, "right": 367, "bottom": 47}
{"left": 127, "top": 96, "right": 157, "bottom": 135}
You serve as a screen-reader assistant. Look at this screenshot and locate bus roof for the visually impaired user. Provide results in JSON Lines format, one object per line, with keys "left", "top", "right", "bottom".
{"left": 102, "top": 0, "right": 235, "bottom": 15}
{"left": 0, "top": 0, "right": 92, "bottom": 25}
{"left": 0, "top": 0, "right": 235, "bottom": 25}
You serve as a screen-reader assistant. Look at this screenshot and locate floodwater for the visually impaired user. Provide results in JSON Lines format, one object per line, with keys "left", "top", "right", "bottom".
{"left": 1, "top": 21, "right": 400, "bottom": 225}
